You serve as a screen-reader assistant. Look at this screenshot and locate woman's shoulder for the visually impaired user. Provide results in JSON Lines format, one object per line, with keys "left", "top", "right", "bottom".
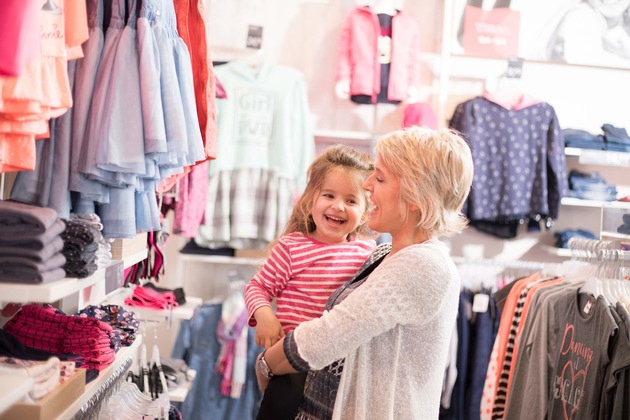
{"left": 394, "top": 240, "right": 454, "bottom": 271}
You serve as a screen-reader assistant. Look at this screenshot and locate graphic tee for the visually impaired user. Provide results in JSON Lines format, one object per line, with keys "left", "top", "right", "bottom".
{"left": 547, "top": 292, "right": 617, "bottom": 419}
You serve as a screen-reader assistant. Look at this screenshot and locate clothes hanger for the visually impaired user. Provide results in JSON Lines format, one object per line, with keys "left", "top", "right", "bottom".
{"left": 150, "top": 327, "right": 169, "bottom": 398}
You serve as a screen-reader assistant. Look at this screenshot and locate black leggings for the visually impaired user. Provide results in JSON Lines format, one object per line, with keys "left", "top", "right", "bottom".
{"left": 256, "top": 372, "right": 308, "bottom": 420}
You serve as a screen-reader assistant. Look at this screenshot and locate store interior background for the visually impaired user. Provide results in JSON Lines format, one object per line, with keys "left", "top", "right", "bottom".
{"left": 153, "top": 0, "right": 630, "bottom": 353}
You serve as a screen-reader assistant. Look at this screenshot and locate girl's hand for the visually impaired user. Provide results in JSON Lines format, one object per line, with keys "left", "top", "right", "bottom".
{"left": 255, "top": 316, "right": 285, "bottom": 349}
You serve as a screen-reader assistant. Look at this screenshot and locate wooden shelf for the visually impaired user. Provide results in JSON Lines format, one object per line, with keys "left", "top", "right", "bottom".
{"left": 0, "top": 250, "right": 147, "bottom": 304}
{"left": 56, "top": 336, "right": 142, "bottom": 420}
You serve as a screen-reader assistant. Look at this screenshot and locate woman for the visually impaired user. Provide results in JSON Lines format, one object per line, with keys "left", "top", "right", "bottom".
{"left": 255, "top": 126, "right": 475, "bottom": 419}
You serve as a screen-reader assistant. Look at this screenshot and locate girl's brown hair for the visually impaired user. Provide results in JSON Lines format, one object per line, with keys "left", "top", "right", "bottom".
{"left": 280, "top": 144, "right": 374, "bottom": 241}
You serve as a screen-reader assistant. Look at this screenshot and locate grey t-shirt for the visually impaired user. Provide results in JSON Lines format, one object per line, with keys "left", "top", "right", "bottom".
{"left": 546, "top": 292, "right": 618, "bottom": 419}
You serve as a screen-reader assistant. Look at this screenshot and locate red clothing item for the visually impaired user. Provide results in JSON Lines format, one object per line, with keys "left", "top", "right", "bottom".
{"left": 173, "top": 0, "right": 216, "bottom": 160}
{"left": 336, "top": 6, "right": 421, "bottom": 102}
{"left": 0, "top": 0, "right": 41, "bottom": 77}
{"left": 402, "top": 102, "right": 437, "bottom": 129}
{"left": 244, "top": 232, "right": 376, "bottom": 333}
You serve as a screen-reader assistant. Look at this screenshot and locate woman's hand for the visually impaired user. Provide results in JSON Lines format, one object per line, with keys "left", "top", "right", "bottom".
{"left": 256, "top": 352, "right": 271, "bottom": 393}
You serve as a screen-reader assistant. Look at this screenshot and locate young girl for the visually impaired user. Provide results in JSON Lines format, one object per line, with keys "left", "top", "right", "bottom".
{"left": 244, "top": 144, "right": 376, "bottom": 420}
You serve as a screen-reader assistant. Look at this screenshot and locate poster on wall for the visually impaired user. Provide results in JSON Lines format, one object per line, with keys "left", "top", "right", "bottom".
{"left": 452, "top": 0, "right": 630, "bottom": 69}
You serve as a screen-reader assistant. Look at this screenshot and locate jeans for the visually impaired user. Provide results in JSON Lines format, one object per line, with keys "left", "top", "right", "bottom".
{"left": 568, "top": 170, "right": 618, "bottom": 201}
{"left": 563, "top": 129, "right": 605, "bottom": 150}
{"left": 602, "top": 123, "right": 630, "bottom": 145}
{"left": 554, "top": 229, "right": 598, "bottom": 248}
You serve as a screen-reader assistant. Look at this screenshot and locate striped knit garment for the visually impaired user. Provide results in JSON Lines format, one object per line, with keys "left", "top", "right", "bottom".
{"left": 244, "top": 232, "right": 376, "bottom": 332}
{"left": 491, "top": 280, "right": 539, "bottom": 418}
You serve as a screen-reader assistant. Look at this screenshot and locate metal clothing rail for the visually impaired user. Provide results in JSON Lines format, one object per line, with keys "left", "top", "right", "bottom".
{"left": 451, "top": 256, "right": 546, "bottom": 271}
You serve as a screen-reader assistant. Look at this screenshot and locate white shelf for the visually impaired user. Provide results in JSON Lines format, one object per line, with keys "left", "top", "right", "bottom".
{"left": 179, "top": 253, "right": 263, "bottom": 266}
{"left": 561, "top": 197, "right": 630, "bottom": 210}
{"left": 169, "top": 368, "right": 196, "bottom": 402}
{"left": 561, "top": 197, "right": 606, "bottom": 208}
{"left": 122, "top": 249, "right": 149, "bottom": 268}
{"left": 542, "top": 245, "right": 573, "bottom": 258}
{"left": 564, "top": 147, "right": 630, "bottom": 167}
{"left": 313, "top": 129, "right": 375, "bottom": 141}
{"left": 169, "top": 382, "right": 192, "bottom": 403}
{"left": 102, "top": 287, "right": 202, "bottom": 323}
{"left": 56, "top": 336, "right": 142, "bottom": 420}
{"left": 0, "top": 249, "right": 147, "bottom": 304}
{"left": 0, "top": 375, "right": 33, "bottom": 416}
{"left": 601, "top": 231, "right": 630, "bottom": 240}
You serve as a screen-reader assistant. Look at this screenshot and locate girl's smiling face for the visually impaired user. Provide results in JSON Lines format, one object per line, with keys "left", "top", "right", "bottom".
{"left": 309, "top": 168, "right": 368, "bottom": 244}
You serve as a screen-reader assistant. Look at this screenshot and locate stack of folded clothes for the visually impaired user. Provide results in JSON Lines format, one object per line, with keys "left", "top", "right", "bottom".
{"left": 70, "top": 214, "right": 112, "bottom": 268}
{"left": 3, "top": 304, "right": 117, "bottom": 370}
{"left": 553, "top": 229, "right": 598, "bottom": 248}
{"left": 61, "top": 218, "right": 102, "bottom": 278}
{"left": 566, "top": 169, "right": 618, "bottom": 202}
{"left": 124, "top": 284, "right": 181, "bottom": 310}
{"left": 0, "top": 200, "right": 66, "bottom": 284}
{"left": 0, "top": 356, "right": 64, "bottom": 401}
{"left": 602, "top": 123, "right": 630, "bottom": 152}
{"left": 563, "top": 128, "right": 605, "bottom": 150}
{"left": 563, "top": 124, "right": 630, "bottom": 152}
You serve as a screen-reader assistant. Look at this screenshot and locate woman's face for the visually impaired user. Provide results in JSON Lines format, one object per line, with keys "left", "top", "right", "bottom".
{"left": 362, "top": 156, "right": 403, "bottom": 235}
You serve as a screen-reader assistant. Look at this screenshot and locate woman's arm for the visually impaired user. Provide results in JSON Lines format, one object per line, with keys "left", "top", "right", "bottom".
{"left": 255, "top": 336, "right": 298, "bottom": 391}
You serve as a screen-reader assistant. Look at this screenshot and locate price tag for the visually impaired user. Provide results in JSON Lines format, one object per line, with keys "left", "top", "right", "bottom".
{"left": 506, "top": 57, "right": 524, "bottom": 79}
{"left": 472, "top": 293, "right": 490, "bottom": 313}
{"left": 583, "top": 300, "right": 593, "bottom": 314}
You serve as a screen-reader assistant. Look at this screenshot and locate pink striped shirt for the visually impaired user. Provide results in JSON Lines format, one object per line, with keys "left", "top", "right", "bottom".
{"left": 244, "top": 232, "right": 376, "bottom": 333}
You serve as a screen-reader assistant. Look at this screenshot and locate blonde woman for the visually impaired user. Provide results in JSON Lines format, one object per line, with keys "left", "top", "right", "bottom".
{"left": 255, "top": 126, "right": 475, "bottom": 420}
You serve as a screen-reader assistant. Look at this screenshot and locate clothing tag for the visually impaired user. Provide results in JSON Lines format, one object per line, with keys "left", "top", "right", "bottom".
{"left": 472, "top": 293, "right": 490, "bottom": 313}
{"left": 377, "top": 36, "right": 392, "bottom": 64}
{"left": 583, "top": 300, "right": 593, "bottom": 314}
{"left": 246, "top": 25, "right": 263, "bottom": 49}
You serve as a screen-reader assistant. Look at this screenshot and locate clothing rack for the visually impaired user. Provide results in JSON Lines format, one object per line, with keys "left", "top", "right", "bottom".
{"left": 451, "top": 256, "right": 546, "bottom": 272}
{"left": 75, "top": 357, "right": 133, "bottom": 420}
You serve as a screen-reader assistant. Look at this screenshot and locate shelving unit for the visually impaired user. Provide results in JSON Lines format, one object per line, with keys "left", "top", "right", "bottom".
{"left": 0, "top": 249, "right": 147, "bottom": 304}
{"left": 168, "top": 369, "right": 196, "bottom": 403}
{"left": 564, "top": 147, "right": 630, "bottom": 167}
{"left": 0, "top": 243, "right": 150, "bottom": 418}
{"left": 101, "top": 287, "right": 202, "bottom": 323}
{"left": 178, "top": 253, "right": 263, "bottom": 267}
{"left": 560, "top": 197, "right": 630, "bottom": 210}
{"left": 56, "top": 336, "right": 143, "bottom": 420}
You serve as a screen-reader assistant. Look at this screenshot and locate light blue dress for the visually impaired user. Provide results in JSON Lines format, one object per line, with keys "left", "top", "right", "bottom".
{"left": 96, "top": 0, "right": 146, "bottom": 179}
{"left": 69, "top": 0, "right": 109, "bottom": 206}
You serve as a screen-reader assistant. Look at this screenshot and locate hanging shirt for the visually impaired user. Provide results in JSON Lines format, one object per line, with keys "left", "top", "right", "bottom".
{"left": 449, "top": 96, "right": 568, "bottom": 239}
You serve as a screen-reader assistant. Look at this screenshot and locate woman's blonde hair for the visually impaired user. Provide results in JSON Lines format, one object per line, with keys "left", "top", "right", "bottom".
{"left": 375, "top": 126, "right": 474, "bottom": 237}
{"left": 281, "top": 144, "right": 374, "bottom": 240}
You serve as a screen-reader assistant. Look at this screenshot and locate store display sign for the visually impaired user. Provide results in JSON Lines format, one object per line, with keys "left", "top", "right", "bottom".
{"left": 452, "top": 0, "right": 630, "bottom": 69}
{"left": 462, "top": 5, "right": 520, "bottom": 58}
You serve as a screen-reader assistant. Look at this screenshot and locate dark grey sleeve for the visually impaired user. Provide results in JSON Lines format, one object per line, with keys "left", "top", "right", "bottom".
{"left": 284, "top": 330, "right": 311, "bottom": 372}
